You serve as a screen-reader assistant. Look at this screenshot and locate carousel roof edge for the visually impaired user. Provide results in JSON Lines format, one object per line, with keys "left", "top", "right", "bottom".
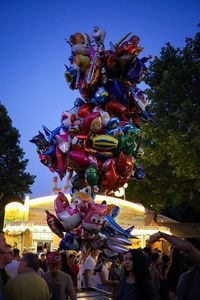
{"left": 28, "top": 194, "right": 145, "bottom": 213}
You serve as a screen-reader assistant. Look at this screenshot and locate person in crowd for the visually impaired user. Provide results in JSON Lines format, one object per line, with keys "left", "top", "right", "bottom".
{"left": 160, "top": 253, "right": 170, "bottom": 278}
{"left": 42, "top": 251, "right": 76, "bottom": 300}
{"left": 34, "top": 253, "right": 45, "bottom": 276}
{"left": 0, "top": 236, "right": 12, "bottom": 300}
{"left": 176, "top": 238, "right": 200, "bottom": 300}
{"left": 67, "top": 253, "right": 79, "bottom": 288}
{"left": 5, "top": 248, "right": 20, "bottom": 278}
{"left": 149, "top": 252, "right": 162, "bottom": 300}
{"left": 94, "top": 252, "right": 110, "bottom": 292}
{"left": 160, "top": 253, "right": 170, "bottom": 300}
{"left": 83, "top": 248, "right": 99, "bottom": 290}
{"left": 39, "top": 253, "right": 48, "bottom": 273}
{"left": 143, "top": 246, "right": 152, "bottom": 268}
{"left": 77, "top": 250, "right": 87, "bottom": 291}
{"left": 60, "top": 252, "right": 71, "bottom": 275}
{"left": 115, "top": 249, "right": 154, "bottom": 300}
{"left": 108, "top": 255, "right": 124, "bottom": 298}
{"left": 109, "top": 255, "right": 124, "bottom": 281}
{"left": 148, "top": 232, "right": 200, "bottom": 300}
{"left": 164, "top": 248, "right": 185, "bottom": 300}
{"left": 4, "top": 252, "right": 50, "bottom": 300}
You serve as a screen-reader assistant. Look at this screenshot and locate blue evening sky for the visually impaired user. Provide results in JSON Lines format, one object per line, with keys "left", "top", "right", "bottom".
{"left": 0, "top": 0, "right": 199, "bottom": 198}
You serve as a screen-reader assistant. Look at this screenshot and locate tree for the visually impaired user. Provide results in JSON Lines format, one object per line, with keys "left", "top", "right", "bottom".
{"left": 126, "top": 26, "right": 200, "bottom": 221}
{"left": 0, "top": 103, "right": 35, "bottom": 229}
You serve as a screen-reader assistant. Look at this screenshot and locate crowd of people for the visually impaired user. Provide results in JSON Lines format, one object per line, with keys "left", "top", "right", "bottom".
{"left": 1, "top": 229, "right": 200, "bottom": 300}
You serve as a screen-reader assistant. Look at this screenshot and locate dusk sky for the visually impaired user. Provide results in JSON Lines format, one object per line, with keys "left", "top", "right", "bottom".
{"left": 0, "top": 0, "right": 199, "bottom": 199}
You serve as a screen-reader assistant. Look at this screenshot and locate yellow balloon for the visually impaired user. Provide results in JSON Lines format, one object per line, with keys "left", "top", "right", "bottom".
{"left": 92, "top": 134, "right": 118, "bottom": 150}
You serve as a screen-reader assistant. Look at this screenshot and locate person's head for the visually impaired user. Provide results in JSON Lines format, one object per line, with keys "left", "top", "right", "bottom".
{"left": 80, "top": 250, "right": 88, "bottom": 263}
{"left": 0, "top": 241, "right": 12, "bottom": 267}
{"left": 46, "top": 252, "right": 62, "bottom": 276}
{"left": 124, "top": 249, "right": 150, "bottom": 283}
{"left": 18, "top": 252, "right": 39, "bottom": 273}
{"left": 91, "top": 248, "right": 99, "bottom": 259}
{"left": 117, "top": 254, "right": 124, "bottom": 264}
{"left": 143, "top": 246, "right": 151, "bottom": 256}
{"left": 68, "top": 253, "right": 76, "bottom": 265}
{"left": 13, "top": 248, "right": 20, "bottom": 260}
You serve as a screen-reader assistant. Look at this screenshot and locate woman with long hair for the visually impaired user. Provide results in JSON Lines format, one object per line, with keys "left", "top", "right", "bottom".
{"left": 115, "top": 249, "right": 154, "bottom": 300}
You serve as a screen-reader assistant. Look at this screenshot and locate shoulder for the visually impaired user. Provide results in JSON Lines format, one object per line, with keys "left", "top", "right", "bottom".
{"left": 59, "top": 270, "right": 73, "bottom": 280}
{"left": 24, "top": 272, "right": 47, "bottom": 284}
{"left": 178, "top": 267, "right": 200, "bottom": 285}
{"left": 178, "top": 270, "right": 192, "bottom": 283}
{"left": 5, "top": 273, "right": 44, "bottom": 287}
{"left": 7, "top": 272, "right": 25, "bottom": 283}
{"left": 85, "top": 256, "right": 91, "bottom": 262}
{"left": 84, "top": 256, "right": 95, "bottom": 266}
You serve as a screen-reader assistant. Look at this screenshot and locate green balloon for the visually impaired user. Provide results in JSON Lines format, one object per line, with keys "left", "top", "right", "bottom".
{"left": 85, "top": 165, "right": 99, "bottom": 187}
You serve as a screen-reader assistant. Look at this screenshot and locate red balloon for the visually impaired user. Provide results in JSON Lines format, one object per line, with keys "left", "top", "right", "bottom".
{"left": 55, "top": 146, "right": 66, "bottom": 179}
{"left": 46, "top": 210, "right": 65, "bottom": 238}
{"left": 101, "top": 152, "right": 133, "bottom": 193}
{"left": 67, "top": 150, "right": 90, "bottom": 173}
{"left": 82, "top": 201, "right": 107, "bottom": 232}
{"left": 77, "top": 103, "right": 94, "bottom": 118}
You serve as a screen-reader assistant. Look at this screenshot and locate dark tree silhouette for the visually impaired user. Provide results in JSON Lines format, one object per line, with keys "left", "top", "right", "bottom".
{"left": 0, "top": 102, "right": 35, "bottom": 229}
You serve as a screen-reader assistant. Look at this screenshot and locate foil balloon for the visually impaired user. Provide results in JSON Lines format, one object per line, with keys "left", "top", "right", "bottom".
{"left": 59, "top": 232, "right": 80, "bottom": 251}
{"left": 45, "top": 210, "right": 65, "bottom": 238}
{"left": 54, "top": 192, "right": 82, "bottom": 230}
{"left": 85, "top": 165, "right": 99, "bottom": 187}
{"left": 82, "top": 202, "right": 107, "bottom": 232}
{"left": 101, "top": 151, "right": 134, "bottom": 193}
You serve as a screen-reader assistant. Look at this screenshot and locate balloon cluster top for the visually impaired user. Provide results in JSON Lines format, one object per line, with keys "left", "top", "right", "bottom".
{"left": 65, "top": 26, "right": 152, "bottom": 110}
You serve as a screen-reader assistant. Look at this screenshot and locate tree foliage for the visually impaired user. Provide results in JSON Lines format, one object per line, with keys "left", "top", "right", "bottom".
{"left": 0, "top": 103, "right": 35, "bottom": 229}
{"left": 126, "top": 27, "right": 200, "bottom": 221}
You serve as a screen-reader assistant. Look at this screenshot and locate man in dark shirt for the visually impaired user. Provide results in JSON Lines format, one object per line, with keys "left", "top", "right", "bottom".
{"left": 176, "top": 266, "right": 200, "bottom": 300}
{"left": 176, "top": 238, "right": 200, "bottom": 300}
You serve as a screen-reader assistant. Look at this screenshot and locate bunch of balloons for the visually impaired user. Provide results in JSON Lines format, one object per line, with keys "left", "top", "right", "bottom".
{"left": 45, "top": 191, "right": 136, "bottom": 260}
{"left": 31, "top": 27, "right": 154, "bottom": 258}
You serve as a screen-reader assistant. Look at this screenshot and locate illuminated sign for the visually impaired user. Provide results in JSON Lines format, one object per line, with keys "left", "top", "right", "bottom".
{"left": 5, "top": 202, "right": 26, "bottom": 223}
